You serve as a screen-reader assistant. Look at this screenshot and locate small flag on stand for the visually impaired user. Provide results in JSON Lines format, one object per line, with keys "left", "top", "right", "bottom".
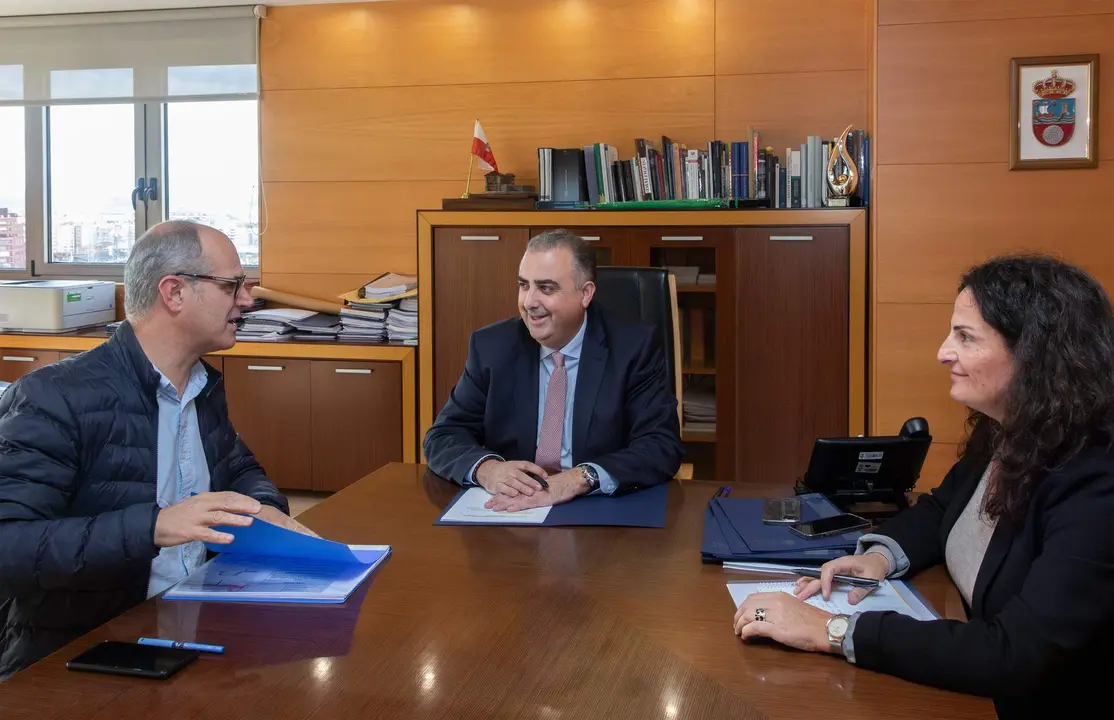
{"left": 471, "top": 120, "right": 499, "bottom": 172}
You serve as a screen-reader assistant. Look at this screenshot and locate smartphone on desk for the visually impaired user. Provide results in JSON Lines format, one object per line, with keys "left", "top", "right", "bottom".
{"left": 789, "top": 513, "right": 870, "bottom": 539}
{"left": 66, "top": 640, "right": 198, "bottom": 679}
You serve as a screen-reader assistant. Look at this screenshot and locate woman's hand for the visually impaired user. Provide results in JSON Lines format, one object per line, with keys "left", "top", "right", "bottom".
{"left": 794, "top": 552, "right": 890, "bottom": 604}
{"left": 733, "top": 592, "right": 838, "bottom": 653}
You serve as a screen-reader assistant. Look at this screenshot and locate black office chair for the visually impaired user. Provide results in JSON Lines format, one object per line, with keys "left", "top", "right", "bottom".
{"left": 592, "top": 266, "right": 690, "bottom": 480}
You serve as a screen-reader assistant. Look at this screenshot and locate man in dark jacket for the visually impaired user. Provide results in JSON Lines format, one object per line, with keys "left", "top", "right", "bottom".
{"left": 0, "top": 221, "right": 307, "bottom": 680}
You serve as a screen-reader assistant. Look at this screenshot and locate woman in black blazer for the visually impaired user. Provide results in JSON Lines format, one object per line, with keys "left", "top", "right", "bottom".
{"left": 733, "top": 255, "right": 1114, "bottom": 719}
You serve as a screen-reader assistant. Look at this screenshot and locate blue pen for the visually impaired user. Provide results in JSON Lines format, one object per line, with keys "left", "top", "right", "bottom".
{"left": 138, "top": 637, "right": 225, "bottom": 654}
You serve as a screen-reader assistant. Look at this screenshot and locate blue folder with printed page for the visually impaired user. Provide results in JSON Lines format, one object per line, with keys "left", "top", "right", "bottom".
{"left": 434, "top": 482, "right": 668, "bottom": 527}
{"left": 162, "top": 517, "right": 391, "bottom": 604}
{"left": 701, "top": 492, "right": 861, "bottom": 564}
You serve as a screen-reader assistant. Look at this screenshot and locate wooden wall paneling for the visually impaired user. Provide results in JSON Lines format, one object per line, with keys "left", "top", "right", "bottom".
{"left": 874, "top": 163, "right": 1114, "bottom": 304}
{"left": 262, "top": 181, "right": 464, "bottom": 277}
{"left": 258, "top": 272, "right": 380, "bottom": 303}
{"left": 714, "top": 71, "right": 868, "bottom": 156}
{"left": 432, "top": 227, "right": 531, "bottom": 414}
{"left": 734, "top": 227, "right": 849, "bottom": 483}
{"left": 261, "top": 78, "right": 716, "bottom": 183}
{"left": 716, "top": 0, "right": 869, "bottom": 75}
{"left": 918, "top": 441, "right": 961, "bottom": 491}
{"left": 879, "top": 0, "right": 1114, "bottom": 26}
{"left": 877, "top": 14, "right": 1114, "bottom": 166}
{"left": 872, "top": 302, "right": 971, "bottom": 445}
{"left": 261, "top": 0, "right": 715, "bottom": 91}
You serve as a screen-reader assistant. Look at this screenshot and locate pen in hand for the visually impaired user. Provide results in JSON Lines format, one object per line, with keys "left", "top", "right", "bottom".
{"left": 525, "top": 471, "right": 549, "bottom": 491}
{"left": 792, "top": 567, "right": 880, "bottom": 588}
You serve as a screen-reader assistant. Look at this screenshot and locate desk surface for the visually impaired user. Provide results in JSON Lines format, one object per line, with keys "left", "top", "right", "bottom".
{"left": 0, "top": 464, "right": 993, "bottom": 720}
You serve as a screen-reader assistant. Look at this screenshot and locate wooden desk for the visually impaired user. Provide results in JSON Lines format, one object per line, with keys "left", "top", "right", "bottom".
{"left": 0, "top": 465, "right": 993, "bottom": 719}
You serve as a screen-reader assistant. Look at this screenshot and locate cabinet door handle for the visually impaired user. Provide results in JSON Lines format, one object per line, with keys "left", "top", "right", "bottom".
{"left": 460, "top": 235, "right": 500, "bottom": 242}
{"left": 661, "top": 235, "right": 703, "bottom": 242}
{"left": 334, "top": 368, "right": 373, "bottom": 375}
{"left": 769, "top": 235, "right": 814, "bottom": 242}
{"left": 2, "top": 356, "right": 36, "bottom": 362}
{"left": 581, "top": 236, "right": 601, "bottom": 242}
{"left": 247, "top": 365, "right": 284, "bottom": 371}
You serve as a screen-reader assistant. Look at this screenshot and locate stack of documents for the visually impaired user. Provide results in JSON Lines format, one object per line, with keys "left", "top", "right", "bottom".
{"left": 164, "top": 517, "right": 391, "bottom": 604}
{"left": 386, "top": 297, "right": 417, "bottom": 344}
{"left": 361, "top": 272, "right": 417, "bottom": 300}
{"left": 236, "top": 308, "right": 312, "bottom": 341}
{"left": 339, "top": 306, "right": 386, "bottom": 340}
{"left": 702, "top": 492, "right": 861, "bottom": 564}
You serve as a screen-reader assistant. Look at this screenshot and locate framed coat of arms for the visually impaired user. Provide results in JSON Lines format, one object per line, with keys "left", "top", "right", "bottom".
{"left": 1010, "top": 54, "right": 1099, "bottom": 170}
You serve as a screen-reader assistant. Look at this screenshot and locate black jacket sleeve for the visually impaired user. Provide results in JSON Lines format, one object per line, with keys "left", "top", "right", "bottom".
{"left": 0, "top": 374, "right": 160, "bottom": 596}
{"left": 853, "top": 463, "right": 1114, "bottom": 697}
{"left": 422, "top": 332, "right": 495, "bottom": 484}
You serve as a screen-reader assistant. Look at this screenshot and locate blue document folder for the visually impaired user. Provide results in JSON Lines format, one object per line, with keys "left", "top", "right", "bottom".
{"left": 701, "top": 493, "right": 859, "bottom": 564}
{"left": 435, "top": 482, "right": 668, "bottom": 528}
{"left": 163, "top": 517, "right": 391, "bottom": 604}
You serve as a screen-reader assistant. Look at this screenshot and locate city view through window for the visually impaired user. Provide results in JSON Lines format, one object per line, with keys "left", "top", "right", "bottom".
{"left": 0, "top": 100, "right": 259, "bottom": 271}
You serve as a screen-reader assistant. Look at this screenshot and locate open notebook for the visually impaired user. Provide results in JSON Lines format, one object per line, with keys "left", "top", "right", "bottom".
{"left": 727, "top": 579, "right": 939, "bottom": 620}
{"left": 163, "top": 517, "right": 391, "bottom": 604}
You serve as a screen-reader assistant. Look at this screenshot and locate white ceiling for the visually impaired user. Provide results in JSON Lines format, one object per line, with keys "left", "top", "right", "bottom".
{"left": 0, "top": 0, "right": 384, "bottom": 17}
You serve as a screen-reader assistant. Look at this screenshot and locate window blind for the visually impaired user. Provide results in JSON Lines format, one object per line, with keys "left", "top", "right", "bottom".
{"left": 0, "top": 6, "right": 260, "bottom": 106}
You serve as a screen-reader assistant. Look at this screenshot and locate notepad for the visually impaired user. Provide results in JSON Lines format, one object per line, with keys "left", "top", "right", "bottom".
{"left": 163, "top": 517, "right": 391, "bottom": 604}
{"left": 439, "top": 487, "right": 553, "bottom": 524}
{"left": 726, "top": 579, "right": 939, "bottom": 621}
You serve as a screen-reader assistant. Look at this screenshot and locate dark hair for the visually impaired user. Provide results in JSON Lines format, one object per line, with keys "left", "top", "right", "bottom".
{"left": 958, "top": 254, "right": 1114, "bottom": 524}
{"left": 526, "top": 229, "right": 596, "bottom": 286}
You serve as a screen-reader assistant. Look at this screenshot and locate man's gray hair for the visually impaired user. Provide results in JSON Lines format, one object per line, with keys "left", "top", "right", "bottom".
{"left": 124, "top": 221, "right": 210, "bottom": 320}
{"left": 526, "top": 228, "right": 596, "bottom": 287}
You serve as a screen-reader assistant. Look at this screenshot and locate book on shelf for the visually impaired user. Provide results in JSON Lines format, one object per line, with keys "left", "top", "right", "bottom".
{"left": 534, "top": 129, "right": 870, "bottom": 210}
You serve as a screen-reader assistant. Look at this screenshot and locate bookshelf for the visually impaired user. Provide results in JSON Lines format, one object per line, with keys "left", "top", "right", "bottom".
{"left": 417, "top": 209, "right": 866, "bottom": 483}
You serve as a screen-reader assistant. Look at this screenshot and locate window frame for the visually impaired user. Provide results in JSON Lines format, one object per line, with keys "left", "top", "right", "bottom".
{"left": 3, "top": 99, "right": 261, "bottom": 281}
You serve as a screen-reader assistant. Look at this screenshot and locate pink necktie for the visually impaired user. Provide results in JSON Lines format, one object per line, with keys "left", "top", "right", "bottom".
{"left": 534, "top": 351, "right": 566, "bottom": 474}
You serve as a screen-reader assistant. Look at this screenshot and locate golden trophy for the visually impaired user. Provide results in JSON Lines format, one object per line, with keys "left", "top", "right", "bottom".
{"left": 826, "top": 124, "right": 859, "bottom": 207}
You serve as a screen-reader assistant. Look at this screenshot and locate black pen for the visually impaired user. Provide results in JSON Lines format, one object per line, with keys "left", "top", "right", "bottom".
{"left": 526, "top": 471, "right": 549, "bottom": 490}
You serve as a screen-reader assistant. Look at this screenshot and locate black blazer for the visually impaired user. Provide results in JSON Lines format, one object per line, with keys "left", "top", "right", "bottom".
{"left": 422, "top": 308, "right": 684, "bottom": 493}
{"left": 853, "top": 447, "right": 1114, "bottom": 719}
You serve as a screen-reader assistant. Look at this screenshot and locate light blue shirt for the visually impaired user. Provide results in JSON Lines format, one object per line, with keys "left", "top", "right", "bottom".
{"left": 147, "top": 361, "right": 212, "bottom": 598}
{"left": 468, "top": 316, "right": 617, "bottom": 494}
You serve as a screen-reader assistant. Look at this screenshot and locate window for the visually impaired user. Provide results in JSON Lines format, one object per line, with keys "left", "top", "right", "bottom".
{"left": 0, "top": 8, "right": 260, "bottom": 277}
{"left": 166, "top": 100, "right": 260, "bottom": 268}
{"left": 0, "top": 106, "right": 25, "bottom": 270}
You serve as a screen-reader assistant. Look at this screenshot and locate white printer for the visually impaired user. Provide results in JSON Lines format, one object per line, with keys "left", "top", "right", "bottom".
{"left": 0, "top": 280, "right": 116, "bottom": 333}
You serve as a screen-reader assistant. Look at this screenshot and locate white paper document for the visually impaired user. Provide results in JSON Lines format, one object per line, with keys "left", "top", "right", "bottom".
{"left": 440, "top": 487, "right": 553, "bottom": 524}
{"left": 726, "top": 579, "right": 938, "bottom": 621}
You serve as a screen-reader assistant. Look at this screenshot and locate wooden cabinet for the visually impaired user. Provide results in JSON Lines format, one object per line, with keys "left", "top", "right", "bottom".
{"left": 420, "top": 209, "right": 867, "bottom": 485}
{"left": 311, "top": 361, "right": 402, "bottom": 492}
{"left": 735, "top": 227, "right": 850, "bottom": 482}
{"left": 203, "top": 356, "right": 224, "bottom": 374}
{"left": 432, "top": 227, "right": 530, "bottom": 413}
{"left": 528, "top": 226, "right": 632, "bottom": 266}
{"left": 0, "top": 349, "right": 60, "bottom": 383}
{"left": 224, "top": 358, "right": 314, "bottom": 491}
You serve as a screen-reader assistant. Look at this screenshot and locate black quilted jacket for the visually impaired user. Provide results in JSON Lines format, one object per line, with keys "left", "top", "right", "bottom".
{"left": 0, "top": 321, "right": 287, "bottom": 680}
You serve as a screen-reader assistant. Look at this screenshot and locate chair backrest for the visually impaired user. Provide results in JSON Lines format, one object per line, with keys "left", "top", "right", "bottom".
{"left": 591, "top": 266, "right": 683, "bottom": 426}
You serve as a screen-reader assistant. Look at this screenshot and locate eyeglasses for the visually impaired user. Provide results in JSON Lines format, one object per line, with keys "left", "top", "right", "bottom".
{"left": 175, "top": 272, "right": 247, "bottom": 297}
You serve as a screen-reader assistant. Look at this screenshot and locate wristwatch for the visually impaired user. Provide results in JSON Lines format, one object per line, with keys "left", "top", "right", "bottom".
{"left": 826, "top": 614, "right": 851, "bottom": 653}
{"left": 577, "top": 463, "right": 600, "bottom": 492}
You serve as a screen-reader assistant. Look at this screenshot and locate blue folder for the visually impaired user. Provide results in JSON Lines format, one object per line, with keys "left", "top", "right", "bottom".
{"left": 435, "top": 482, "right": 668, "bottom": 528}
{"left": 701, "top": 492, "right": 860, "bottom": 564}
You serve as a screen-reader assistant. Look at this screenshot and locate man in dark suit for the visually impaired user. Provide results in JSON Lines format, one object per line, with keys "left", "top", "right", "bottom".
{"left": 423, "top": 229, "right": 684, "bottom": 511}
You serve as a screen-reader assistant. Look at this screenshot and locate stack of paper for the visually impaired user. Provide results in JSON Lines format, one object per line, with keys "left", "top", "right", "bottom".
{"left": 386, "top": 297, "right": 417, "bottom": 344}
{"left": 362, "top": 273, "right": 417, "bottom": 300}
{"left": 701, "top": 492, "right": 861, "bottom": 564}
{"left": 339, "top": 306, "right": 386, "bottom": 340}
{"left": 236, "top": 308, "right": 314, "bottom": 341}
{"left": 164, "top": 517, "right": 391, "bottom": 604}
